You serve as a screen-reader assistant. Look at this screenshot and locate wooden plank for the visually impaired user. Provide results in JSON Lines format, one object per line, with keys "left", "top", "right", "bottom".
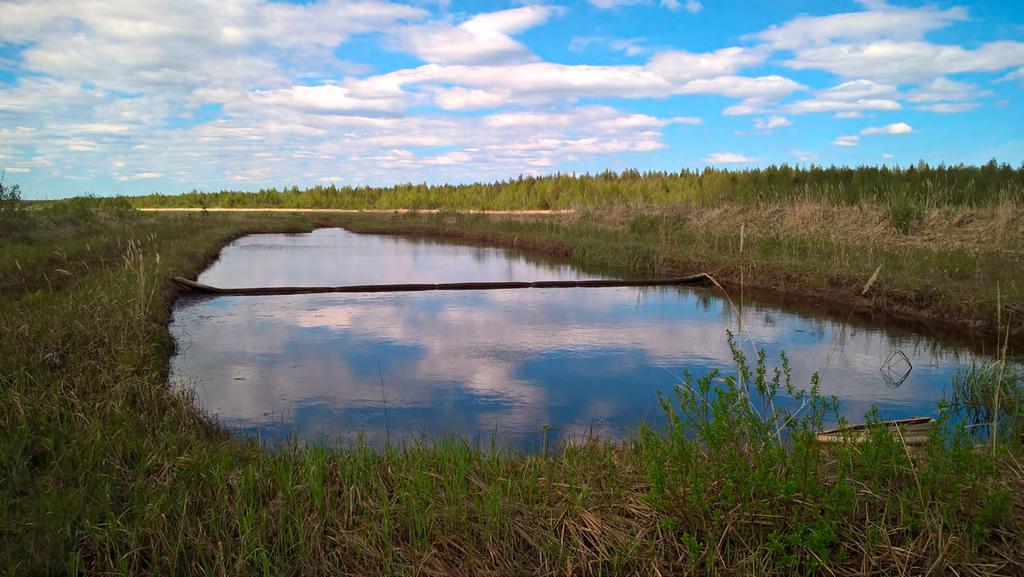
{"left": 815, "top": 417, "right": 936, "bottom": 446}
{"left": 817, "top": 416, "right": 934, "bottom": 436}
{"left": 171, "top": 274, "right": 713, "bottom": 296}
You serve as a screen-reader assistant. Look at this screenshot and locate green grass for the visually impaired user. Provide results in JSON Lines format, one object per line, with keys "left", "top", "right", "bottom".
{"left": 2, "top": 205, "right": 1022, "bottom": 575}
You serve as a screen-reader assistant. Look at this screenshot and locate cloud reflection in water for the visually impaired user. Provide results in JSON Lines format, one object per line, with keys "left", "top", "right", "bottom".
{"left": 169, "top": 229, "right": 982, "bottom": 449}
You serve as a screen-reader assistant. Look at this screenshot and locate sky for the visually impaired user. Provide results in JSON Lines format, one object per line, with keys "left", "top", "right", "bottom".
{"left": 1, "top": 0, "right": 1023, "bottom": 199}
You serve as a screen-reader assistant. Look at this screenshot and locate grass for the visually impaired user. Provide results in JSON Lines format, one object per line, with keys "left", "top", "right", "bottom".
{"left": 2, "top": 201, "right": 1022, "bottom": 575}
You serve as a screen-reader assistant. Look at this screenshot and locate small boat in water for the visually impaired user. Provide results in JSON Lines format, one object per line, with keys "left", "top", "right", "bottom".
{"left": 815, "top": 416, "right": 936, "bottom": 446}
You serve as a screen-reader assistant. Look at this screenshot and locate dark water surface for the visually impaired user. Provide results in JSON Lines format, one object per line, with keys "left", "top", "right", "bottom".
{"left": 170, "top": 228, "right": 994, "bottom": 449}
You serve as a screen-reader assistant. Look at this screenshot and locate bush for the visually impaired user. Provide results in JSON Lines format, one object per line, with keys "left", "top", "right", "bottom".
{"left": 0, "top": 179, "right": 29, "bottom": 236}
{"left": 887, "top": 191, "right": 924, "bottom": 234}
{"left": 38, "top": 196, "right": 97, "bottom": 223}
{"left": 37, "top": 195, "right": 136, "bottom": 223}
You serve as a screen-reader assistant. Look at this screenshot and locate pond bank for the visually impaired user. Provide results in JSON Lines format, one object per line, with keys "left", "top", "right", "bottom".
{"left": 324, "top": 206, "right": 1022, "bottom": 349}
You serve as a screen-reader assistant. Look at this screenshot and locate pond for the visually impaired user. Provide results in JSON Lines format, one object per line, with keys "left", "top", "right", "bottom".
{"left": 169, "top": 227, "right": 995, "bottom": 449}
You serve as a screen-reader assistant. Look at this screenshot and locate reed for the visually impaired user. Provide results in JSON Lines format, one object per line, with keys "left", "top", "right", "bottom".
{"left": 944, "top": 362, "right": 1023, "bottom": 445}
{"left": 127, "top": 163, "right": 1024, "bottom": 219}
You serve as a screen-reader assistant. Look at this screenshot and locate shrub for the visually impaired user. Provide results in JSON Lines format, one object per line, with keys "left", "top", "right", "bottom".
{"left": 0, "top": 178, "right": 29, "bottom": 236}
{"left": 887, "top": 191, "right": 924, "bottom": 234}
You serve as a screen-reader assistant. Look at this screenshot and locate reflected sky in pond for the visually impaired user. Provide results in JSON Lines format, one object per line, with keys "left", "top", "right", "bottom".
{"left": 170, "top": 228, "right": 989, "bottom": 449}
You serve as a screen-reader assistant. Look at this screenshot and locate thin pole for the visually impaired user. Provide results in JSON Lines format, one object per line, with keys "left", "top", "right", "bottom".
{"left": 171, "top": 274, "right": 714, "bottom": 297}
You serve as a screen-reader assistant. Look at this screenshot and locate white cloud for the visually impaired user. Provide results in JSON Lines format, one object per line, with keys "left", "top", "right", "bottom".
{"left": 677, "top": 75, "right": 803, "bottom": 99}
{"left": 726, "top": 79, "right": 904, "bottom": 116}
{"left": 915, "top": 102, "right": 977, "bottom": 113}
{"left": 588, "top": 0, "right": 641, "bottom": 8}
{"left": 818, "top": 79, "right": 897, "bottom": 100}
{"left": 0, "top": 0, "right": 1013, "bottom": 192}
{"left": 381, "top": 62, "right": 670, "bottom": 102}
{"left": 569, "top": 36, "right": 597, "bottom": 52}
{"left": 361, "top": 134, "right": 447, "bottom": 147}
{"left": 833, "top": 135, "right": 860, "bottom": 147}
{"left": 749, "top": 2, "right": 1024, "bottom": 84}
{"left": 391, "top": 5, "right": 560, "bottom": 65}
{"left": 57, "top": 138, "right": 101, "bottom": 152}
{"left": 116, "top": 171, "right": 162, "bottom": 181}
{"left": 4, "top": 167, "right": 31, "bottom": 173}
{"left": 0, "top": 0, "right": 427, "bottom": 94}
{"left": 751, "top": 1, "right": 967, "bottom": 50}
{"left": 785, "top": 40, "right": 1024, "bottom": 83}
{"left": 422, "top": 151, "right": 473, "bottom": 165}
{"left": 660, "top": 0, "right": 703, "bottom": 13}
{"left": 722, "top": 100, "right": 766, "bottom": 116}
{"left": 997, "top": 68, "right": 1024, "bottom": 82}
{"left": 0, "top": 77, "right": 108, "bottom": 114}
{"left": 366, "top": 58, "right": 799, "bottom": 107}
{"left": 433, "top": 87, "right": 505, "bottom": 110}
{"left": 702, "top": 152, "right": 758, "bottom": 164}
{"left": 904, "top": 77, "right": 989, "bottom": 113}
{"left": 185, "top": 104, "right": 686, "bottom": 184}
{"left": 647, "top": 47, "right": 767, "bottom": 81}
{"left": 753, "top": 115, "right": 791, "bottom": 131}
{"left": 0, "top": 1, "right": 810, "bottom": 189}
{"left": 66, "top": 123, "right": 135, "bottom": 135}
{"left": 569, "top": 36, "right": 648, "bottom": 57}
{"left": 781, "top": 80, "right": 900, "bottom": 115}
{"left": 906, "top": 77, "right": 985, "bottom": 103}
{"left": 251, "top": 85, "right": 406, "bottom": 116}
{"left": 590, "top": 0, "right": 701, "bottom": 11}
{"left": 882, "top": 153, "right": 894, "bottom": 159}
{"left": 785, "top": 98, "right": 900, "bottom": 115}
{"left": 860, "top": 122, "right": 912, "bottom": 135}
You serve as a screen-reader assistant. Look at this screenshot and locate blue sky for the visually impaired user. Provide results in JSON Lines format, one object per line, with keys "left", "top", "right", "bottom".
{"left": 1, "top": 0, "right": 1022, "bottom": 199}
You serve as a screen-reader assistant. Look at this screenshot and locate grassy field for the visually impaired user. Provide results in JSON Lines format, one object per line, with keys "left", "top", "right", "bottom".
{"left": 2, "top": 192, "right": 1023, "bottom": 575}
{"left": 130, "top": 163, "right": 1024, "bottom": 213}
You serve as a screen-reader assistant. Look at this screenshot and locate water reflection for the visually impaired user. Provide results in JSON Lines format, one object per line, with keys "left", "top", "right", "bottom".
{"left": 170, "top": 228, "right": 987, "bottom": 449}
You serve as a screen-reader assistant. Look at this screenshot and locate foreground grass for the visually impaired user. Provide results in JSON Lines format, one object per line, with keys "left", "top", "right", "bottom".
{"left": 2, "top": 208, "right": 1023, "bottom": 575}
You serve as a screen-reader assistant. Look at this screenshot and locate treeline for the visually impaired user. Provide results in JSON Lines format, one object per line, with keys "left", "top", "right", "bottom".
{"left": 130, "top": 162, "right": 1024, "bottom": 210}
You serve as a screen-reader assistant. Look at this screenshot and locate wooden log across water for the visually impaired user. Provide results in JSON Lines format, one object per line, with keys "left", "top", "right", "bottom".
{"left": 171, "top": 273, "right": 713, "bottom": 296}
